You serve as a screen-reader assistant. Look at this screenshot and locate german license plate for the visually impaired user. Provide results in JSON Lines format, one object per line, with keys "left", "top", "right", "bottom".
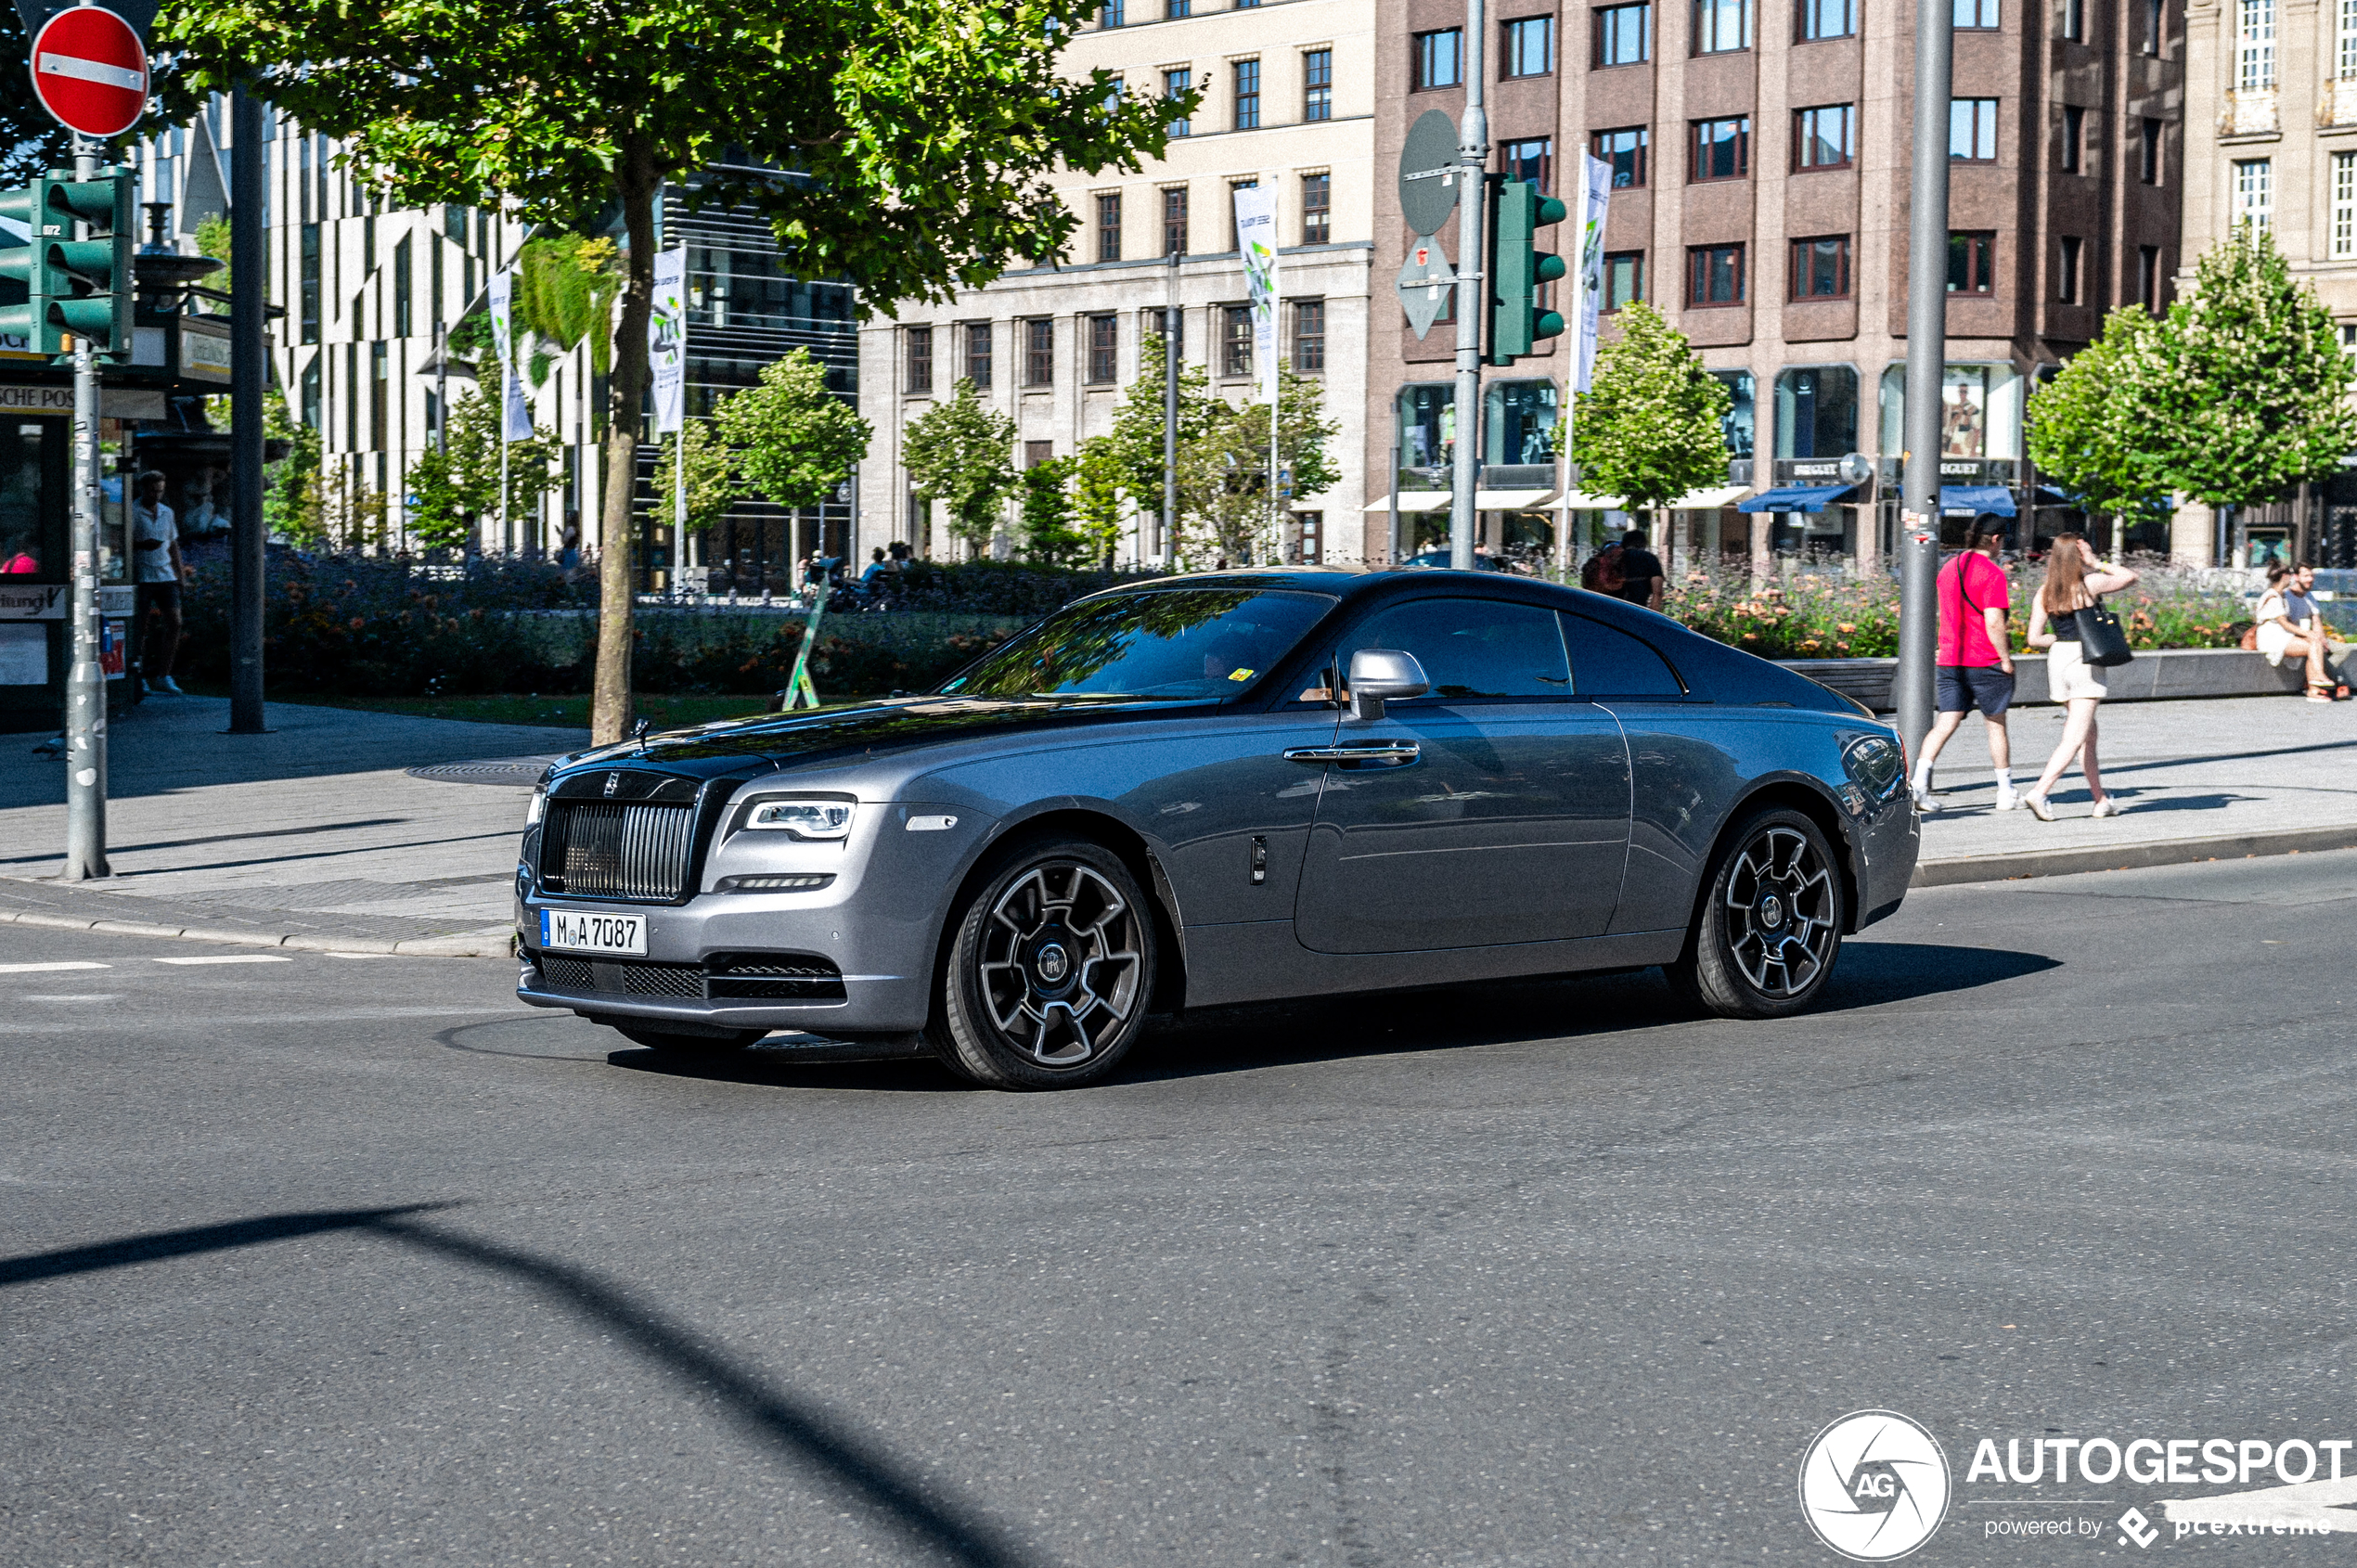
{"left": 541, "top": 908, "right": 648, "bottom": 956}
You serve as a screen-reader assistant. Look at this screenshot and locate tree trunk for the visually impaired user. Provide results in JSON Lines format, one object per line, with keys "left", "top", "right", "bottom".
{"left": 592, "top": 142, "right": 660, "bottom": 746}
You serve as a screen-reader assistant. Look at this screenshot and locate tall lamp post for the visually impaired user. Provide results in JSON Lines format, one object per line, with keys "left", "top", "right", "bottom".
{"left": 1448, "top": 0, "right": 1488, "bottom": 572}
{"left": 1896, "top": 0, "right": 1954, "bottom": 765}
{"left": 227, "top": 88, "right": 266, "bottom": 735}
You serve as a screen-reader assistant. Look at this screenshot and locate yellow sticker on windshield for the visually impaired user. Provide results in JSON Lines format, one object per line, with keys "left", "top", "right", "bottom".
{"left": 1228, "top": 667, "right": 1255, "bottom": 681}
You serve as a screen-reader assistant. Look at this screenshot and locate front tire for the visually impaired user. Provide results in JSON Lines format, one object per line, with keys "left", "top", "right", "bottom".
{"left": 1667, "top": 807, "right": 1845, "bottom": 1019}
{"left": 929, "top": 838, "right": 1157, "bottom": 1090}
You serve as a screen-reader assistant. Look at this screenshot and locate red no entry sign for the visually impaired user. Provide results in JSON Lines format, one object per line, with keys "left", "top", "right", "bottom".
{"left": 30, "top": 6, "right": 148, "bottom": 141}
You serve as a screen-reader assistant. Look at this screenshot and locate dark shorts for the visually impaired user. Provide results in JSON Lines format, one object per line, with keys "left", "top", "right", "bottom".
{"left": 136, "top": 582, "right": 181, "bottom": 616}
{"left": 1937, "top": 663, "right": 2014, "bottom": 717}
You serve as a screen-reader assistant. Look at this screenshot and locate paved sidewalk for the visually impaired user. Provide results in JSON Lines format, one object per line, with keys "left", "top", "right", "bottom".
{"left": 1, "top": 695, "right": 586, "bottom": 956}
{"left": 2, "top": 689, "right": 2350, "bottom": 958}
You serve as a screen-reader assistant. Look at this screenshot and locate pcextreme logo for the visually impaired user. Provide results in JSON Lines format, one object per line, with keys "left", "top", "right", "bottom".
{"left": 1799, "top": 1409, "right": 1953, "bottom": 1562}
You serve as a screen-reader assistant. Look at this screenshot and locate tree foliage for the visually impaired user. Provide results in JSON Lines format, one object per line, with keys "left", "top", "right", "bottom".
{"left": 1019, "top": 456, "right": 1094, "bottom": 566}
{"left": 2024, "top": 307, "right": 2175, "bottom": 522}
{"left": 159, "top": 0, "right": 1189, "bottom": 741}
{"left": 650, "top": 419, "right": 741, "bottom": 539}
{"left": 711, "top": 348, "right": 870, "bottom": 510}
{"left": 1072, "top": 437, "right": 1126, "bottom": 567}
{"left": 404, "top": 389, "right": 561, "bottom": 552}
{"left": 0, "top": 4, "right": 77, "bottom": 186}
{"left": 264, "top": 389, "right": 323, "bottom": 547}
{"left": 902, "top": 379, "right": 1017, "bottom": 558}
{"left": 1569, "top": 302, "right": 1732, "bottom": 519}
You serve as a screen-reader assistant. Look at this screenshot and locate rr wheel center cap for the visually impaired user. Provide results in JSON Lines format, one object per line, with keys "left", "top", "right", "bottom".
{"left": 1035, "top": 943, "right": 1071, "bottom": 983}
{"left": 1759, "top": 893, "right": 1786, "bottom": 931}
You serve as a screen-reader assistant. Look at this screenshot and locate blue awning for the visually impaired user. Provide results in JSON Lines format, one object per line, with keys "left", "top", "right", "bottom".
{"left": 1736, "top": 482, "right": 1858, "bottom": 513}
{"left": 1940, "top": 483, "right": 2016, "bottom": 517}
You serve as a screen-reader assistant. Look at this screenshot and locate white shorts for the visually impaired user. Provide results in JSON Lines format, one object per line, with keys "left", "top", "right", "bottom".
{"left": 2047, "top": 637, "right": 2108, "bottom": 701}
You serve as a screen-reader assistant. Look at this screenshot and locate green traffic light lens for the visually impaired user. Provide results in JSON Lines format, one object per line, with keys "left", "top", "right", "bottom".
{"left": 1535, "top": 312, "right": 1566, "bottom": 340}
{"left": 1535, "top": 253, "right": 1568, "bottom": 283}
{"left": 1536, "top": 197, "right": 1568, "bottom": 225}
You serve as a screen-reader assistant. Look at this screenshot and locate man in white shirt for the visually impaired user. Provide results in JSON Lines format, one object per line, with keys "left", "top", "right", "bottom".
{"left": 131, "top": 469, "right": 186, "bottom": 696}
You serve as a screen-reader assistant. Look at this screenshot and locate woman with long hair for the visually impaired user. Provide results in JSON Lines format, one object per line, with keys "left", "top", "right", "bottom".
{"left": 2021, "top": 532, "right": 2140, "bottom": 821}
{"left": 2254, "top": 560, "right": 2338, "bottom": 702}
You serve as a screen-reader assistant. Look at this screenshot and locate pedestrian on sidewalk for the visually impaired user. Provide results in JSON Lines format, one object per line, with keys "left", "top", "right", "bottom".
{"left": 2021, "top": 532, "right": 2140, "bottom": 822}
{"left": 1910, "top": 517, "right": 2017, "bottom": 813}
{"left": 130, "top": 469, "right": 187, "bottom": 697}
{"left": 1616, "top": 528, "right": 1666, "bottom": 610}
{"left": 2254, "top": 561, "right": 2349, "bottom": 702}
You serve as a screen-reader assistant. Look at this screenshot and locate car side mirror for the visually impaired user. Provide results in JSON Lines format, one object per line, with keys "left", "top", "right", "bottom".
{"left": 1346, "top": 648, "right": 1430, "bottom": 723}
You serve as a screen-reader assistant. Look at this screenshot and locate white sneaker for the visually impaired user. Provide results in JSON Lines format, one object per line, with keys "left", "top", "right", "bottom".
{"left": 2090, "top": 797, "right": 2122, "bottom": 819}
{"left": 1912, "top": 786, "right": 1940, "bottom": 813}
{"left": 1993, "top": 789, "right": 2022, "bottom": 812}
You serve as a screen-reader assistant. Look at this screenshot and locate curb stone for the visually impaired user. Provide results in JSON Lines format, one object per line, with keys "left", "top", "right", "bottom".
{"left": 1911, "top": 823, "right": 2357, "bottom": 888}
{"left": 0, "top": 908, "right": 516, "bottom": 958}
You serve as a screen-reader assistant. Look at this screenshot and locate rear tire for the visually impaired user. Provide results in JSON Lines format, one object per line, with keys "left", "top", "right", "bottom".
{"left": 611, "top": 1023, "right": 769, "bottom": 1056}
{"left": 928, "top": 838, "right": 1157, "bottom": 1090}
{"left": 1667, "top": 807, "right": 1845, "bottom": 1020}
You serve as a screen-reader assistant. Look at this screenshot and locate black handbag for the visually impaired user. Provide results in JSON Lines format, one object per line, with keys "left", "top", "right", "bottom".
{"left": 2073, "top": 598, "right": 2134, "bottom": 667}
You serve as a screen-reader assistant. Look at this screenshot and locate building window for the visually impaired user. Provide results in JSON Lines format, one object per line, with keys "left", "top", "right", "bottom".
{"left": 2143, "top": 0, "right": 2163, "bottom": 51}
{"left": 2339, "top": 0, "right": 2357, "bottom": 76}
{"left": 2336, "top": 152, "right": 2357, "bottom": 259}
{"left": 1165, "top": 69, "right": 1192, "bottom": 136}
{"left": 1591, "top": 128, "right": 1644, "bottom": 187}
{"left": 1505, "top": 137, "right": 1557, "bottom": 190}
{"left": 1233, "top": 58, "right": 1260, "bottom": 130}
{"left": 906, "top": 325, "right": 934, "bottom": 393}
{"left": 2141, "top": 117, "right": 2162, "bottom": 183}
{"left": 300, "top": 353, "right": 320, "bottom": 430}
{"left": 1230, "top": 179, "right": 1258, "bottom": 251}
{"left": 2238, "top": 0, "right": 2274, "bottom": 88}
{"left": 1951, "top": 98, "right": 1998, "bottom": 161}
{"left": 1087, "top": 315, "right": 1119, "bottom": 383}
{"left": 2058, "top": 235, "right": 2083, "bottom": 302}
{"left": 1713, "top": 369, "right": 1755, "bottom": 456}
{"left": 1688, "top": 243, "right": 1745, "bottom": 305}
{"left": 1604, "top": 251, "right": 1645, "bottom": 309}
{"left": 1595, "top": 3, "right": 1651, "bottom": 64}
{"left": 1302, "top": 173, "right": 1331, "bottom": 244}
{"left": 1294, "top": 299, "right": 1326, "bottom": 372}
{"left": 1024, "top": 441, "right": 1054, "bottom": 469}
{"left": 393, "top": 235, "right": 412, "bottom": 337}
{"left": 300, "top": 223, "right": 320, "bottom": 345}
{"left": 1789, "top": 236, "right": 1849, "bottom": 298}
{"left": 1797, "top": 0, "right": 1854, "bottom": 38}
{"left": 1304, "top": 48, "right": 1333, "bottom": 120}
{"left": 1024, "top": 318, "right": 1054, "bottom": 386}
{"left": 1773, "top": 366, "right": 1858, "bottom": 458}
{"left": 370, "top": 341, "right": 388, "bottom": 451}
{"left": 2235, "top": 158, "right": 2273, "bottom": 230}
{"left": 1096, "top": 193, "right": 1123, "bottom": 263}
{"left": 1168, "top": 0, "right": 1189, "bottom": 17}
{"left": 1948, "top": 231, "right": 1997, "bottom": 294}
{"left": 1142, "top": 307, "right": 1187, "bottom": 357}
{"left": 1694, "top": 0, "right": 1751, "bottom": 52}
{"left": 2064, "top": 0, "right": 2085, "bottom": 39}
{"left": 1504, "top": 15, "right": 1555, "bottom": 74}
{"left": 1164, "top": 186, "right": 1190, "bottom": 255}
{"left": 1794, "top": 105, "right": 1853, "bottom": 169}
{"left": 1416, "top": 29, "right": 1464, "bottom": 87}
{"left": 2061, "top": 105, "right": 2083, "bottom": 173}
{"left": 2138, "top": 245, "right": 2162, "bottom": 310}
{"left": 967, "top": 322, "right": 994, "bottom": 390}
{"left": 1692, "top": 116, "right": 1750, "bottom": 181}
{"left": 1294, "top": 510, "right": 1322, "bottom": 564}
{"left": 1221, "top": 304, "right": 1253, "bottom": 378}
{"left": 1101, "top": 0, "right": 1124, "bottom": 26}
{"left": 1953, "top": 0, "right": 1998, "bottom": 27}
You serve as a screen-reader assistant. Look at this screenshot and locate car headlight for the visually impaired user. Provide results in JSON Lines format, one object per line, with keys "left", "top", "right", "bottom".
{"left": 741, "top": 798, "right": 857, "bottom": 840}
{"left": 524, "top": 787, "right": 546, "bottom": 827}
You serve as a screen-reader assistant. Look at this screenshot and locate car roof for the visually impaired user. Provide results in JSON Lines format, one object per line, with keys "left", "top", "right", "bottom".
{"left": 1095, "top": 565, "right": 1645, "bottom": 620}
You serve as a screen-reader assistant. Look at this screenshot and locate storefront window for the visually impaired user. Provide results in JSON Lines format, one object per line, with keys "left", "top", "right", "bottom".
{"left": 1772, "top": 365, "right": 1858, "bottom": 457}
{"left": 1396, "top": 382, "right": 1455, "bottom": 470}
{"left": 1875, "top": 363, "right": 2023, "bottom": 458}
{"left": 1711, "top": 370, "right": 1755, "bottom": 458}
{"left": 1483, "top": 379, "right": 1560, "bottom": 465}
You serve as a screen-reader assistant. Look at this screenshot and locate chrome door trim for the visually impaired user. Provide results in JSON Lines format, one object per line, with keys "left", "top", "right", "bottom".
{"left": 1282, "top": 742, "right": 1421, "bottom": 765}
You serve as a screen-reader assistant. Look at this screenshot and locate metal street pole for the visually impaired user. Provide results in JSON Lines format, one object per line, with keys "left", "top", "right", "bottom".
{"left": 228, "top": 88, "right": 266, "bottom": 734}
{"left": 1162, "top": 248, "right": 1178, "bottom": 565}
{"left": 62, "top": 134, "right": 106, "bottom": 879}
{"left": 1897, "top": 0, "right": 1954, "bottom": 766}
{"left": 1449, "top": 0, "right": 1488, "bottom": 572}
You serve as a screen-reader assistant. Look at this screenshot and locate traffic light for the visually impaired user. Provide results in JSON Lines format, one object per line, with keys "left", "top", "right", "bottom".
{"left": 1486, "top": 176, "right": 1568, "bottom": 366}
{"left": 0, "top": 167, "right": 135, "bottom": 359}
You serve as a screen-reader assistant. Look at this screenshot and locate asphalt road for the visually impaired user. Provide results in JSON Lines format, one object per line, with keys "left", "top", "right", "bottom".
{"left": 3, "top": 852, "right": 2351, "bottom": 1566}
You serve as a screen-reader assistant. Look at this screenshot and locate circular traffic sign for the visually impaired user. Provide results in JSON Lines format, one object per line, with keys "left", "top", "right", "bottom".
{"left": 1398, "top": 109, "right": 1462, "bottom": 238}
{"left": 30, "top": 6, "right": 148, "bottom": 140}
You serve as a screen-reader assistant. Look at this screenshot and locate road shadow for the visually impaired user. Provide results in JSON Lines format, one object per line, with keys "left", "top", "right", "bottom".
{"left": 0, "top": 1205, "right": 1040, "bottom": 1568}
{"left": 605, "top": 1042, "right": 964, "bottom": 1093}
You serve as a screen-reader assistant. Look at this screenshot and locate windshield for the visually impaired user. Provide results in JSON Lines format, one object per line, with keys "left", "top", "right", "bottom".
{"left": 941, "top": 588, "right": 1333, "bottom": 700}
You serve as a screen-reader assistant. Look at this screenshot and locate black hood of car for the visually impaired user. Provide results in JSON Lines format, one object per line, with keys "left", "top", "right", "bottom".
{"left": 547, "top": 694, "right": 1222, "bottom": 784}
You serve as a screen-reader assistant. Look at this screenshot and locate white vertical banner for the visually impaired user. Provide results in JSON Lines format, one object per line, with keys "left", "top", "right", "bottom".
{"left": 1233, "top": 183, "right": 1281, "bottom": 407}
{"left": 649, "top": 248, "right": 688, "bottom": 437}
{"left": 1575, "top": 154, "right": 1613, "bottom": 393}
{"left": 489, "top": 264, "right": 532, "bottom": 440}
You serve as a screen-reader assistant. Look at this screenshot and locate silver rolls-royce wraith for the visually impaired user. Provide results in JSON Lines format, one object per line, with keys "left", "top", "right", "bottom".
{"left": 515, "top": 569, "right": 1916, "bottom": 1088}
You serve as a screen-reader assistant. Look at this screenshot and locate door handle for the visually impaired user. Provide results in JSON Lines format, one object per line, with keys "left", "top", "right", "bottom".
{"left": 1282, "top": 742, "right": 1421, "bottom": 765}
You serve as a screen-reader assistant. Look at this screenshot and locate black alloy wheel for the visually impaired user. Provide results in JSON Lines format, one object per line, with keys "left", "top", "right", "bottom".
{"left": 931, "top": 837, "right": 1157, "bottom": 1089}
{"left": 1668, "top": 806, "right": 1845, "bottom": 1020}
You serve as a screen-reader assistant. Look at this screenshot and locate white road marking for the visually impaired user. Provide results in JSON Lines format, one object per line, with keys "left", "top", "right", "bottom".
{"left": 152, "top": 955, "right": 294, "bottom": 966}
{"left": 0, "top": 961, "right": 109, "bottom": 974}
{"left": 24, "top": 994, "right": 122, "bottom": 1002}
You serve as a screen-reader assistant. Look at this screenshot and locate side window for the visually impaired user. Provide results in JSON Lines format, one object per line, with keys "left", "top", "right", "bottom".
{"left": 1341, "top": 598, "right": 1571, "bottom": 700}
{"left": 1560, "top": 613, "right": 1685, "bottom": 696}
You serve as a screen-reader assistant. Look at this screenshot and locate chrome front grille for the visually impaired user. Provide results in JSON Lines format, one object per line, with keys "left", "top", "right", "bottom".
{"left": 544, "top": 802, "right": 695, "bottom": 901}
{"left": 532, "top": 953, "right": 844, "bottom": 1001}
